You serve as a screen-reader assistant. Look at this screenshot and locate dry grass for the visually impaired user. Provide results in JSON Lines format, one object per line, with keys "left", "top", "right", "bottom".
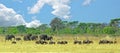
{"left": 0, "top": 35, "right": 120, "bottom": 53}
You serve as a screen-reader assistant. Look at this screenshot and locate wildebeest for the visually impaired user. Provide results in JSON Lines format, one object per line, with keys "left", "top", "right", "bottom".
{"left": 83, "top": 40, "right": 93, "bottom": 44}
{"left": 39, "top": 34, "right": 53, "bottom": 41}
{"left": 5, "top": 34, "right": 15, "bottom": 41}
{"left": 12, "top": 41, "right": 16, "bottom": 44}
{"left": 99, "top": 40, "right": 116, "bottom": 44}
{"left": 15, "top": 38, "right": 21, "bottom": 41}
{"left": 30, "top": 36, "right": 38, "bottom": 40}
{"left": 57, "top": 41, "right": 68, "bottom": 44}
{"left": 35, "top": 40, "right": 48, "bottom": 44}
{"left": 23, "top": 34, "right": 32, "bottom": 41}
{"left": 49, "top": 41, "right": 55, "bottom": 44}
{"left": 114, "top": 40, "right": 117, "bottom": 44}
{"left": 35, "top": 41, "right": 40, "bottom": 44}
{"left": 74, "top": 40, "right": 82, "bottom": 44}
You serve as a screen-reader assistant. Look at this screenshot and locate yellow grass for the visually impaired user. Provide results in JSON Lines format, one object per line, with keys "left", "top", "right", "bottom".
{"left": 0, "top": 35, "right": 120, "bottom": 53}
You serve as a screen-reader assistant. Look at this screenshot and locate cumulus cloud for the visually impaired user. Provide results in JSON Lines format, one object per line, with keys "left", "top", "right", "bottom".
{"left": 26, "top": 19, "right": 42, "bottom": 28}
{"left": 0, "top": 4, "right": 41, "bottom": 28}
{"left": 29, "top": 0, "right": 71, "bottom": 19}
{"left": 0, "top": 4, "right": 26, "bottom": 27}
{"left": 82, "top": 0, "right": 94, "bottom": 6}
{"left": 29, "top": 0, "right": 45, "bottom": 14}
{"left": 26, "top": 16, "right": 42, "bottom": 28}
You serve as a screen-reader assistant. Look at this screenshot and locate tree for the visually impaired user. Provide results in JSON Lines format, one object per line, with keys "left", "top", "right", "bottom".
{"left": 78, "top": 23, "right": 87, "bottom": 33}
{"left": 50, "top": 17, "right": 64, "bottom": 32}
{"left": 37, "top": 24, "right": 49, "bottom": 33}
{"left": 17, "top": 25, "right": 26, "bottom": 34}
{"left": 103, "top": 26, "right": 116, "bottom": 34}
{"left": 7, "top": 27, "right": 18, "bottom": 34}
{"left": 110, "top": 18, "right": 120, "bottom": 27}
{"left": 68, "top": 21, "right": 79, "bottom": 29}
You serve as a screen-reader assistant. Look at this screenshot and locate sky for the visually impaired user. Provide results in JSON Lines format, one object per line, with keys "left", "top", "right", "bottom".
{"left": 0, "top": 0, "right": 120, "bottom": 28}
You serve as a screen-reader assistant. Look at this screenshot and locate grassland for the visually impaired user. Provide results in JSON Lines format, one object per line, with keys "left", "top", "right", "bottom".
{"left": 0, "top": 35, "right": 120, "bottom": 53}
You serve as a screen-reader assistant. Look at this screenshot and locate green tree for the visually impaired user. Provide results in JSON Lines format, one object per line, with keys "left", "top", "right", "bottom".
{"left": 68, "top": 21, "right": 79, "bottom": 29}
{"left": 50, "top": 17, "right": 64, "bottom": 32}
{"left": 78, "top": 23, "right": 87, "bottom": 33}
{"left": 17, "top": 25, "right": 26, "bottom": 34}
{"left": 37, "top": 24, "right": 48, "bottom": 32}
{"left": 110, "top": 18, "right": 120, "bottom": 27}
{"left": 7, "top": 27, "right": 18, "bottom": 34}
{"left": 103, "top": 26, "right": 116, "bottom": 34}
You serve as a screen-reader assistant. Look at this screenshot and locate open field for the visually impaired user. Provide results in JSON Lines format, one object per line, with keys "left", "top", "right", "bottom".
{"left": 0, "top": 35, "right": 120, "bottom": 53}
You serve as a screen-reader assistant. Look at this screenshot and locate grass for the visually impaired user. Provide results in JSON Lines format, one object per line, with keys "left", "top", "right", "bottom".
{"left": 0, "top": 35, "right": 120, "bottom": 53}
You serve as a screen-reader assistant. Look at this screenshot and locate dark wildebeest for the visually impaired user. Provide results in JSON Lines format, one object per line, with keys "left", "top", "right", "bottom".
{"left": 114, "top": 40, "right": 117, "bottom": 44}
{"left": 74, "top": 40, "right": 82, "bottom": 44}
{"left": 49, "top": 41, "right": 55, "bottom": 44}
{"left": 23, "top": 34, "right": 32, "bottom": 41}
{"left": 35, "top": 40, "right": 48, "bottom": 44}
{"left": 83, "top": 40, "right": 93, "bottom": 44}
{"left": 30, "top": 36, "right": 38, "bottom": 40}
{"left": 15, "top": 38, "right": 21, "bottom": 41}
{"left": 57, "top": 41, "right": 68, "bottom": 44}
{"left": 39, "top": 40, "right": 48, "bottom": 44}
{"left": 5, "top": 34, "right": 15, "bottom": 41}
{"left": 35, "top": 41, "right": 40, "bottom": 44}
{"left": 12, "top": 41, "right": 16, "bottom": 44}
{"left": 99, "top": 40, "right": 116, "bottom": 44}
{"left": 39, "top": 34, "right": 53, "bottom": 41}
{"left": 99, "top": 40, "right": 109, "bottom": 44}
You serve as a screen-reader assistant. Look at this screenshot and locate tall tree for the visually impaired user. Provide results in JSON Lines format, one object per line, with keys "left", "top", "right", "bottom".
{"left": 110, "top": 18, "right": 120, "bottom": 33}
{"left": 68, "top": 21, "right": 79, "bottom": 29}
{"left": 78, "top": 23, "right": 88, "bottom": 33}
{"left": 17, "top": 25, "right": 26, "bottom": 34}
{"left": 50, "top": 17, "right": 64, "bottom": 32}
{"left": 37, "top": 24, "right": 48, "bottom": 32}
{"left": 110, "top": 18, "right": 120, "bottom": 27}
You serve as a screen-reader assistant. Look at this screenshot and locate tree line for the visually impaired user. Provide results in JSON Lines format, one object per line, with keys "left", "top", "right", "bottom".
{"left": 0, "top": 17, "right": 120, "bottom": 36}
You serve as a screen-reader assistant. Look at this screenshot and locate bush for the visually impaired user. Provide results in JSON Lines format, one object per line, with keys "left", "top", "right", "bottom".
{"left": 103, "top": 26, "right": 116, "bottom": 34}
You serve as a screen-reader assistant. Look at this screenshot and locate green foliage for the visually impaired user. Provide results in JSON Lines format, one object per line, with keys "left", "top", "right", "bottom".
{"left": 103, "top": 26, "right": 116, "bottom": 34}
{"left": 26, "top": 28, "right": 40, "bottom": 34}
{"left": 0, "top": 17, "right": 120, "bottom": 36}
{"left": 17, "top": 25, "right": 26, "bottom": 33}
{"left": 0, "top": 27, "right": 3, "bottom": 34}
{"left": 7, "top": 27, "right": 19, "bottom": 34}
{"left": 110, "top": 18, "right": 120, "bottom": 27}
{"left": 50, "top": 17, "right": 64, "bottom": 32}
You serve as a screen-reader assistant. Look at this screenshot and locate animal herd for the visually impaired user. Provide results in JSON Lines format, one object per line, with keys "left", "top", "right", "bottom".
{"left": 4, "top": 34, "right": 117, "bottom": 45}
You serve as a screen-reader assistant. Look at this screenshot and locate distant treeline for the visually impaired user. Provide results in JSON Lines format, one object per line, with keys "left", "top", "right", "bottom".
{"left": 0, "top": 17, "right": 120, "bottom": 36}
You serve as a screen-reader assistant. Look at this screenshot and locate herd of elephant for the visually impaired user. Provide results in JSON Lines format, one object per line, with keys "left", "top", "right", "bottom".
{"left": 5, "top": 34, "right": 117, "bottom": 45}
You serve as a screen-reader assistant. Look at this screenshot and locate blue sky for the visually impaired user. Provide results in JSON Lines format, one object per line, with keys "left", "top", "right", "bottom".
{"left": 0, "top": 0, "right": 120, "bottom": 27}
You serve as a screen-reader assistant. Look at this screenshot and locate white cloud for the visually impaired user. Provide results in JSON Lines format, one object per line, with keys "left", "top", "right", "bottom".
{"left": 0, "top": 4, "right": 26, "bottom": 27}
{"left": 29, "top": 0, "right": 71, "bottom": 19}
{"left": 29, "top": 0, "right": 45, "bottom": 14}
{"left": 26, "top": 19, "right": 42, "bottom": 28}
{"left": 0, "top": 4, "right": 41, "bottom": 28}
{"left": 26, "top": 16, "right": 42, "bottom": 28}
{"left": 82, "top": 0, "right": 94, "bottom": 6}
